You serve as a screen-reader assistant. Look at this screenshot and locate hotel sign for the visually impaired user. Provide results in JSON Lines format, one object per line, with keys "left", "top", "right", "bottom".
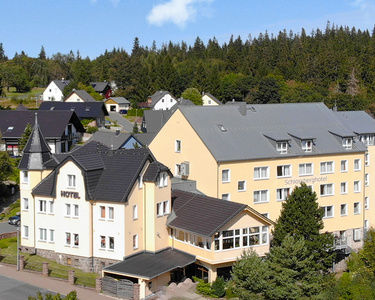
{"left": 61, "top": 191, "right": 81, "bottom": 199}
{"left": 284, "top": 176, "right": 328, "bottom": 186}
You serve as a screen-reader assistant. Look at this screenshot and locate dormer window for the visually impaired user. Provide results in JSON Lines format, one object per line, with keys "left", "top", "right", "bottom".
{"left": 301, "top": 140, "right": 312, "bottom": 152}
{"left": 7, "top": 126, "right": 14, "bottom": 132}
{"left": 342, "top": 138, "right": 352, "bottom": 150}
{"left": 276, "top": 142, "right": 288, "bottom": 154}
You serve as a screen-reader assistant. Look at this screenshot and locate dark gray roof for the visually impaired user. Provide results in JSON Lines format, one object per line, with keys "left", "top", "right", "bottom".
{"left": 168, "top": 190, "right": 247, "bottom": 237}
{"left": 19, "top": 114, "right": 53, "bottom": 171}
{"left": 149, "top": 91, "right": 175, "bottom": 107}
{"left": 203, "top": 92, "right": 222, "bottom": 104}
{"left": 106, "top": 97, "right": 130, "bottom": 105}
{"left": 89, "top": 131, "right": 134, "bottom": 149}
{"left": 39, "top": 101, "right": 108, "bottom": 119}
{"left": 176, "top": 98, "right": 194, "bottom": 106}
{"left": 103, "top": 248, "right": 195, "bottom": 280}
{"left": 142, "top": 110, "right": 173, "bottom": 133}
{"left": 15, "top": 104, "right": 28, "bottom": 111}
{"left": 177, "top": 103, "right": 367, "bottom": 162}
{"left": 0, "top": 110, "right": 84, "bottom": 139}
{"left": 171, "top": 178, "right": 203, "bottom": 195}
{"left": 52, "top": 80, "right": 70, "bottom": 92}
{"left": 143, "top": 161, "right": 172, "bottom": 182}
{"left": 133, "top": 133, "right": 156, "bottom": 146}
{"left": 334, "top": 111, "right": 375, "bottom": 135}
{"left": 32, "top": 141, "right": 155, "bottom": 202}
{"left": 66, "top": 90, "right": 96, "bottom": 102}
{"left": 90, "top": 82, "right": 110, "bottom": 93}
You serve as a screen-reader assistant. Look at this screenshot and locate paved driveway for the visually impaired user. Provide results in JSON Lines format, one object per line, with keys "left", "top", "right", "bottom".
{"left": 0, "top": 274, "right": 55, "bottom": 300}
{"left": 108, "top": 112, "right": 134, "bottom": 132}
{"left": 0, "top": 222, "right": 17, "bottom": 234}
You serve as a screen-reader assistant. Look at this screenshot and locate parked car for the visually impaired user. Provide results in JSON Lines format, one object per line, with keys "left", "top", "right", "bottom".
{"left": 8, "top": 215, "right": 20, "bottom": 226}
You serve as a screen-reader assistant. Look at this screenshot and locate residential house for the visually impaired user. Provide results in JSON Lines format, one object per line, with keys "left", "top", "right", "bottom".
{"left": 39, "top": 101, "right": 108, "bottom": 127}
{"left": 65, "top": 90, "right": 97, "bottom": 103}
{"left": 90, "top": 82, "right": 112, "bottom": 99}
{"left": 139, "top": 91, "right": 177, "bottom": 111}
{"left": 149, "top": 103, "right": 373, "bottom": 252}
{"left": 89, "top": 130, "right": 144, "bottom": 149}
{"left": 42, "top": 79, "right": 70, "bottom": 102}
{"left": 202, "top": 93, "right": 222, "bottom": 106}
{"left": 104, "top": 97, "right": 131, "bottom": 113}
{"left": 0, "top": 110, "right": 84, "bottom": 155}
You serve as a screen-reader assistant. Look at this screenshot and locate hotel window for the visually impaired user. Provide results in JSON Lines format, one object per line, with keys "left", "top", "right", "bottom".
{"left": 365, "top": 220, "right": 369, "bottom": 231}
{"left": 353, "top": 229, "right": 361, "bottom": 242}
{"left": 133, "top": 234, "right": 138, "bottom": 249}
{"left": 222, "top": 230, "right": 240, "bottom": 249}
{"left": 360, "top": 134, "right": 375, "bottom": 146}
{"left": 276, "top": 188, "right": 290, "bottom": 201}
{"left": 365, "top": 174, "right": 369, "bottom": 186}
{"left": 65, "top": 233, "right": 71, "bottom": 245}
{"left": 68, "top": 174, "right": 76, "bottom": 187}
{"left": 254, "top": 167, "right": 269, "bottom": 180}
{"left": 23, "top": 198, "right": 29, "bottom": 211}
{"left": 23, "top": 225, "right": 29, "bottom": 238}
{"left": 49, "top": 201, "right": 54, "bottom": 214}
{"left": 365, "top": 197, "right": 369, "bottom": 210}
{"left": 340, "top": 182, "right": 348, "bottom": 194}
{"left": 138, "top": 174, "right": 143, "bottom": 188}
{"left": 299, "top": 163, "right": 313, "bottom": 176}
{"left": 73, "top": 204, "right": 79, "bottom": 217}
{"left": 276, "top": 142, "right": 288, "bottom": 154}
{"left": 65, "top": 203, "right": 71, "bottom": 216}
{"left": 74, "top": 234, "right": 79, "bottom": 247}
{"left": 254, "top": 190, "right": 269, "bottom": 203}
{"left": 354, "top": 202, "right": 361, "bottom": 215}
{"left": 277, "top": 165, "right": 291, "bottom": 177}
{"left": 100, "top": 236, "right": 106, "bottom": 248}
{"left": 109, "top": 237, "right": 114, "bottom": 250}
{"left": 340, "top": 204, "right": 347, "bottom": 216}
{"left": 157, "top": 203, "right": 163, "bottom": 216}
{"left": 163, "top": 200, "right": 170, "bottom": 214}
{"left": 175, "top": 140, "right": 181, "bottom": 153}
{"left": 322, "top": 206, "right": 334, "bottom": 218}
{"left": 222, "top": 193, "right": 230, "bottom": 201}
{"left": 108, "top": 207, "right": 114, "bottom": 220}
{"left": 49, "top": 229, "right": 54, "bottom": 242}
{"left": 100, "top": 206, "right": 105, "bottom": 219}
{"left": 158, "top": 172, "right": 168, "bottom": 187}
{"left": 22, "top": 171, "right": 29, "bottom": 184}
{"left": 320, "top": 161, "right": 334, "bottom": 174}
{"left": 242, "top": 226, "right": 269, "bottom": 247}
{"left": 238, "top": 181, "right": 246, "bottom": 191}
{"left": 133, "top": 205, "right": 138, "bottom": 220}
{"left": 341, "top": 160, "right": 348, "bottom": 172}
{"left": 365, "top": 153, "right": 369, "bottom": 166}
{"left": 39, "top": 228, "right": 47, "bottom": 241}
{"left": 301, "top": 140, "right": 313, "bottom": 152}
{"left": 342, "top": 138, "right": 352, "bottom": 149}
{"left": 354, "top": 181, "right": 361, "bottom": 193}
{"left": 222, "top": 169, "right": 230, "bottom": 183}
{"left": 354, "top": 159, "right": 361, "bottom": 171}
{"left": 39, "top": 200, "right": 46, "bottom": 213}
{"left": 320, "top": 184, "right": 334, "bottom": 196}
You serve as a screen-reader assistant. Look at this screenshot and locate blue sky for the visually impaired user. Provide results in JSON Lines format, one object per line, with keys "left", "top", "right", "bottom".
{"left": 0, "top": 0, "right": 374, "bottom": 58}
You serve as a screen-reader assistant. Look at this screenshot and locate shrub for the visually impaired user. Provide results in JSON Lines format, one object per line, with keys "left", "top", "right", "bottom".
{"left": 212, "top": 277, "right": 226, "bottom": 297}
{"left": 86, "top": 126, "right": 98, "bottom": 134}
{"left": 127, "top": 108, "right": 144, "bottom": 117}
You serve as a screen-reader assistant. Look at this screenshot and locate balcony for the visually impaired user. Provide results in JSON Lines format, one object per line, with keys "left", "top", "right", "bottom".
{"left": 334, "top": 236, "right": 347, "bottom": 250}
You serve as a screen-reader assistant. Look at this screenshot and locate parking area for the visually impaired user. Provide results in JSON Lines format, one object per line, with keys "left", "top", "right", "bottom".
{"left": 0, "top": 222, "right": 17, "bottom": 234}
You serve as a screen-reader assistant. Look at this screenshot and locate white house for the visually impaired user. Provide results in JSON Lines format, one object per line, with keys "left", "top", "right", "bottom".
{"left": 147, "top": 91, "right": 177, "bottom": 111}
{"left": 65, "top": 90, "right": 96, "bottom": 103}
{"left": 104, "top": 97, "right": 131, "bottom": 113}
{"left": 202, "top": 92, "right": 222, "bottom": 106}
{"left": 42, "top": 80, "right": 70, "bottom": 102}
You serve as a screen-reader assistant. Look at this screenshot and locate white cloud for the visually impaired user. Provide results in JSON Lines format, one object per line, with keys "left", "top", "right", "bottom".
{"left": 147, "top": 0, "right": 212, "bottom": 28}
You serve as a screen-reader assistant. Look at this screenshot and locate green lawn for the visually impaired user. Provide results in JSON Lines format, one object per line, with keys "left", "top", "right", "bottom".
{"left": 0, "top": 199, "right": 20, "bottom": 221}
{"left": 0, "top": 87, "right": 43, "bottom": 109}
{"left": 4, "top": 87, "right": 44, "bottom": 99}
{"left": 0, "top": 238, "right": 98, "bottom": 287}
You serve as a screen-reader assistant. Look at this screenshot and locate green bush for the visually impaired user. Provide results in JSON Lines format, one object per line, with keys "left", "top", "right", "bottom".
{"left": 81, "top": 118, "right": 95, "bottom": 128}
{"left": 212, "top": 277, "right": 226, "bottom": 297}
{"left": 86, "top": 126, "right": 98, "bottom": 134}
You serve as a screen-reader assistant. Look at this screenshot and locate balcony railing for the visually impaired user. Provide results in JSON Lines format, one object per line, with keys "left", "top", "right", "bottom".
{"left": 334, "top": 236, "right": 347, "bottom": 250}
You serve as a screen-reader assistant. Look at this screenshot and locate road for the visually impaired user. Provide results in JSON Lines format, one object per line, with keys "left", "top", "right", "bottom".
{"left": 0, "top": 222, "right": 16, "bottom": 234}
{"left": 0, "top": 274, "right": 55, "bottom": 300}
{"left": 108, "top": 112, "right": 134, "bottom": 132}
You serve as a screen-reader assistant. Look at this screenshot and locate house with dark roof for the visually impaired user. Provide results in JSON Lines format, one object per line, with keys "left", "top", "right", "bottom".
{"left": 65, "top": 89, "right": 97, "bottom": 103}
{"left": 39, "top": 101, "right": 108, "bottom": 127}
{"left": 0, "top": 110, "right": 84, "bottom": 156}
{"left": 202, "top": 92, "right": 222, "bottom": 106}
{"left": 104, "top": 97, "right": 130, "bottom": 113}
{"left": 139, "top": 90, "right": 177, "bottom": 110}
{"left": 42, "top": 79, "right": 71, "bottom": 101}
{"left": 149, "top": 102, "right": 375, "bottom": 253}
{"left": 19, "top": 119, "right": 273, "bottom": 299}
{"left": 89, "top": 130, "right": 144, "bottom": 149}
{"left": 90, "top": 82, "right": 112, "bottom": 98}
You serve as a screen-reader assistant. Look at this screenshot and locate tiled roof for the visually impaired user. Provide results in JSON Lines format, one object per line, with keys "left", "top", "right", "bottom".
{"left": 39, "top": 101, "right": 108, "bottom": 119}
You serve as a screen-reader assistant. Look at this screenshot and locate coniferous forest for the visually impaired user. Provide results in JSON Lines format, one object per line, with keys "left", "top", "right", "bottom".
{"left": 1, "top": 23, "right": 375, "bottom": 112}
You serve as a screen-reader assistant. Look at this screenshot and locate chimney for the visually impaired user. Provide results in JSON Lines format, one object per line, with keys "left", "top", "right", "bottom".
{"left": 238, "top": 102, "right": 247, "bottom": 116}
{"left": 333, "top": 100, "right": 338, "bottom": 112}
{"left": 115, "top": 129, "right": 120, "bottom": 136}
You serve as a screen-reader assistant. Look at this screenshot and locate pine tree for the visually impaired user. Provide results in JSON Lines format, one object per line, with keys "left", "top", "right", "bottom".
{"left": 38, "top": 46, "right": 46, "bottom": 60}
{"left": 272, "top": 183, "right": 335, "bottom": 272}
{"left": 19, "top": 123, "right": 32, "bottom": 153}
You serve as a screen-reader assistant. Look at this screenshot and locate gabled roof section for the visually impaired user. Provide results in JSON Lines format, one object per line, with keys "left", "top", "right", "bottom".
{"left": 142, "top": 109, "right": 174, "bottom": 133}
{"left": 143, "top": 161, "right": 172, "bottom": 182}
{"left": 203, "top": 92, "right": 222, "bottom": 104}
{"left": 168, "top": 190, "right": 248, "bottom": 237}
{"left": 106, "top": 97, "right": 130, "bottom": 105}
{"left": 149, "top": 90, "right": 175, "bottom": 107}
{"left": 89, "top": 131, "right": 143, "bottom": 149}
{"left": 52, "top": 79, "right": 70, "bottom": 92}
{"left": 66, "top": 90, "right": 96, "bottom": 102}
{"left": 90, "top": 82, "right": 110, "bottom": 93}
{"left": 177, "top": 103, "right": 367, "bottom": 162}
{"left": 334, "top": 111, "right": 375, "bottom": 135}
{"left": 39, "top": 101, "right": 109, "bottom": 118}
{"left": 19, "top": 113, "right": 53, "bottom": 170}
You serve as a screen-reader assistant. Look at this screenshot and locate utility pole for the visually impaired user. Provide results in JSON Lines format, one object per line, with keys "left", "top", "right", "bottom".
{"left": 16, "top": 225, "right": 20, "bottom": 271}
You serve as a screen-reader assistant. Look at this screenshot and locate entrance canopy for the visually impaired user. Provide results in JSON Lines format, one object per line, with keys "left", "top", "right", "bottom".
{"left": 103, "top": 248, "right": 196, "bottom": 280}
